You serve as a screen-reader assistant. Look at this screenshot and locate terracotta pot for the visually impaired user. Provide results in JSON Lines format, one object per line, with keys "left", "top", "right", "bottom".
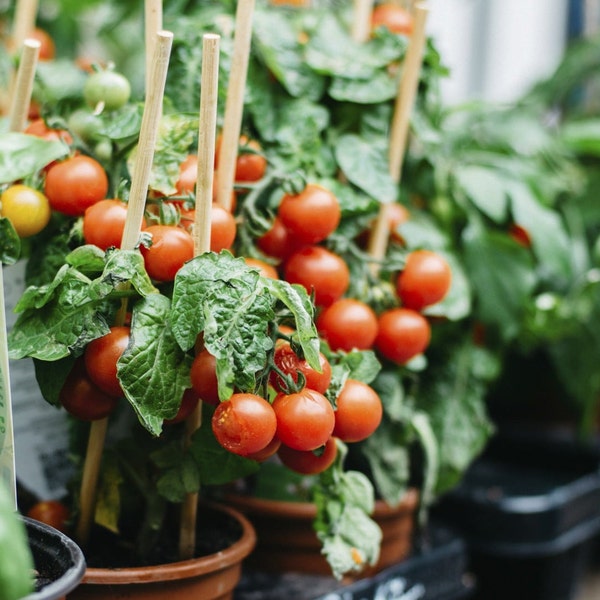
{"left": 68, "top": 503, "right": 256, "bottom": 600}
{"left": 22, "top": 516, "right": 86, "bottom": 600}
{"left": 226, "top": 488, "right": 419, "bottom": 578}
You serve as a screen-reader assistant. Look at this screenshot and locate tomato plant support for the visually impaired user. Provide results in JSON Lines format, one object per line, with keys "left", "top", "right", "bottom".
{"left": 75, "top": 30, "right": 174, "bottom": 548}
{"left": 11, "top": 0, "right": 38, "bottom": 55}
{"left": 351, "top": 0, "right": 375, "bottom": 42}
{"left": 367, "top": 2, "right": 429, "bottom": 273}
{"left": 179, "top": 32, "right": 221, "bottom": 562}
{"left": 215, "top": 0, "right": 256, "bottom": 212}
{"left": 144, "top": 0, "right": 163, "bottom": 101}
{"left": 8, "top": 38, "right": 40, "bottom": 133}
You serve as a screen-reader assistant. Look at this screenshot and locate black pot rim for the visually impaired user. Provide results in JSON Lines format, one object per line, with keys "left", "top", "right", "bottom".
{"left": 21, "top": 516, "right": 86, "bottom": 600}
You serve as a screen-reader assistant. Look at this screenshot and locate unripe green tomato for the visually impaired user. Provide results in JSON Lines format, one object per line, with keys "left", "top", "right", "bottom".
{"left": 84, "top": 70, "right": 131, "bottom": 112}
{"left": 94, "top": 139, "right": 113, "bottom": 162}
{"left": 68, "top": 108, "right": 103, "bottom": 143}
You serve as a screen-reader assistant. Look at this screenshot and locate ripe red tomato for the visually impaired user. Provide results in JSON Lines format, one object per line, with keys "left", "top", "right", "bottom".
{"left": 277, "top": 437, "right": 337, "bottom": 475}
{"left": 176, "top": 154, "right": 197, "bottom": 195}
{"left": 245, "top": 435, "right": 282, "bottom": 462}
{"left": 163, "top": 388, "right": 200, "bottom": 425}
{"left": 256, "top": 217, "right": 305, "bottom": 262}
{"left": 83, "top": 199, "right": 145, "bottom": 250}
{"left": 141, "top": 224, "right": 195, "bottom": 282}
{"left": 244, "top": 257, "right": 279, "bottom": 279}
{"left": 44, "top": 155, "right": 108, "bottom": 217}
{"left": 210, "top": 204, "right": 237, "bottom": 252}
{"left": 284, "top": 246, "right": 350, "bottom": 307}
{"left": 272, "top": 388, "right": 335, "bottom": 451}
{"left": 189, "top": 349, "right": 220, "bottom": 406}
{"left": 508, "top": 224, "right": 532, "bottom": 248}
{"left": 26, "top": 500, "right": 70, "bottom": 533}
{"left": 211, "top": 393, "right": 277, "bottom": 457}
{"left": 277, "top": 184, "right": 341, "bottom": 245}
{"left": 215, "top": 135, "right": 267, "bottom": 182}
{"left": 59, "top": 360, "right": 119, "bottom": 421}
{"left": 84, "top": 326, "right": 130, "bottom": 398}
{"left": 30, "top": 27, "right": 56, "bottom": 61}
{"left": 316, "top": 298, "right": 378, "bottom": 352}
{"left": 375, "top": 307, "right": 431, "bottom": 365}
{"left": 333, "top": 379, "right": 382, "bottom": 442}
{"left": 396, "top": 250, "right": 452, "bottom": 311}
{"left": 270, "top": 342, "right": 332, "bottom": 394}
{"left": 25, "top": 118, "right": 73, "bottom": 144}
{"left": 371, "top": 3, "right": 414, "bottom": 35}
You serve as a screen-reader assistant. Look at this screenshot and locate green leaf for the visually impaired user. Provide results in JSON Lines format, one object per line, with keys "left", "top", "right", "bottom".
{"left": 172, "top": 252, "right": 275, "bottom": 398}
{"left": 560, "top": 118, "right": 600, "bottom": 156}
{"left": 34, "top": 59, "right": 87, "bottom": 103}
{"left": 329, "top": 70, "right": 397, "bottom": 104}
{"left": 454, "top": 165, "right": 509, "bottom": 223}
{"left": 0, "top": 219, "right": 20, "bottom": 265}
{"left": 118, "top": 294, "right": 191, "bottom": 436}
{"left": 0, "top": 133, "right": 69, "bottom": 184}
{"left": 508, "top": 180, "right": 573, "bottom": 281}
{"left": 409, "top": 411, "right": 438, "bottom": 513}
{"left": 8, "top": 266, "right": 110, "bottom": 360}
{"left": 462, "top": 222, "right": 536, "bottom": 341}
{"left": 335, "top": 134, "right": 397, "bottom": 203}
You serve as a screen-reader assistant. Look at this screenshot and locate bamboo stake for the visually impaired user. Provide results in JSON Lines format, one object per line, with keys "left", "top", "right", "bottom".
{"left": 367, "top": 2, "right": 428, "bottom": 272}
{"left": 144, "top": 0, "right": 163, "bottom": 100}
{"left": 215, "top": 0, "right": 256, "bottom": 212}
{"left": 8, "top": 39, "right": 40, "bottom": 133}
{"left": 11, "top": 0, "right": 38, "bottom": 54}
{"left": 352, "top": 0, "right": 375, "bottom": 43}
{"left": 179, "top": 33, "right": 220, "bottom": 562}
{"left": 0, "top": 37, "right": 40, "bottom": 508}
{"left": 75, "top": 31, "right": 174, "bottom": 547}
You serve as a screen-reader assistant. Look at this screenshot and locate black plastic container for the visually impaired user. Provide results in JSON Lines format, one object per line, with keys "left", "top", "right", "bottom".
{"left": 22, "top": 516, "right": 86, "bottom": 600}
{"left": 234, "top": 521, "right": 475, "bottom": 600}
{"left": 433, "top": 432, "right": 600, "bottom": 600}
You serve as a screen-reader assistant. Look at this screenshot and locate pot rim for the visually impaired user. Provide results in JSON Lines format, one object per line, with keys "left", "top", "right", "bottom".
{"left": 81, "top": 501, "right": 256, "bottom": 584}
{"left": 225, "top": 486, "right": 420, "bottom": 518}
{"left": 22, "top": 516, "right": 87, "bottom": 600}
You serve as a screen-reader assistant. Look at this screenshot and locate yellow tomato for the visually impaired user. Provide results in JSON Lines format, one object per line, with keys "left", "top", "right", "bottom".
{"left": 0, "top": 184, "right": 51, "bottom": 237}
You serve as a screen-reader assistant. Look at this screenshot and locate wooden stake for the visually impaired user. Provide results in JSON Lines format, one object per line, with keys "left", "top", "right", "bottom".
{"left": 144, "top": 0, "right": 163, "bottom": 100}
{"left": 8, "top": 39, "right": 40, "bottom": 133}
{"left": 179, "top": 33, "right": 220, "bottom": 562}
{"left": 75, "top": 31, "right": 174, "bottom": 548}
{"left": 11, "top": 0, "right": 38, "bottom": 53}
{"left": 352, "top": 0, "right": 375, "bottom": 43}
{"left": 367, "top": 2, "right": 429, "bottom": 271}
{"left": 215, "top": 0, "right": 256, "bottom": 212}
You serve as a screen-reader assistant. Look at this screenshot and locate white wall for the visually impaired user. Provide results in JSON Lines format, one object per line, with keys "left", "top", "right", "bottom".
{"left": 426, "top": 0, "right": 571, "bottom": 105}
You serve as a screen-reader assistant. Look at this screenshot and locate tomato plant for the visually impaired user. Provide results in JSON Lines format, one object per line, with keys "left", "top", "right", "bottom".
{"left": 270, "top": 342, "right": 332, "bottom": 394}
{"left": 189, "top": 348, "right": 220, "bottom": 405}
{"left": 59, "top": 360, "right": 119, "bottom": 421}
{"left": 211, "top": 393, "right": 277, "bottom": 456}
{"left": 316, "top": 298, "right": 378, "bottom": 352}
{"left": 141, "top": 224, "right": 195, "bottom": 281}
{"left": 272, "top": 388, "right": 335, "bottom": 451}
{"left": 25, "top": 118, "right": 73, "bottom": 144}
{"left": 44, "top": 155, "right": 109, "bottom": 217}
{"left": 277, "top": 183, "right": 341, "bottom": 245}
{"left": 396, "top": 250, "right": 452, "bottom": 311}
{"left": 83, "top": 69, "right": 131, "bottom": 112}
{"left": 284, "top": 246, "right": 350, "bottom": 307}
{"left": 26, "top": 500, "right": 70, "bottom": 533}
{"left": 84, "top": 326, "right": 131, "bottom": 397}
{"left": 0, "top": 184, "right": 51, "bottom": 238}
{"left": 83, "top": 199, "right": 145, "bottom": 250}
{"left": 375, "top": 307, "right": 431, "bottom": 364}
{"left": 277, "top": 437, "right": 337, "bottom": 475}
{"left": 333, "top": 379, "right": 382, "bottom": 442}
